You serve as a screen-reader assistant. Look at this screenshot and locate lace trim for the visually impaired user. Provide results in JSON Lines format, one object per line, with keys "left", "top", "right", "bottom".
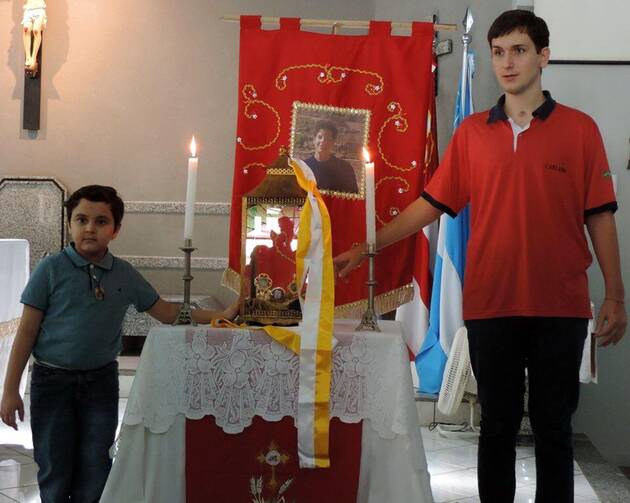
{"left": 122, "top": 323, "right": 417, "bottom": 441}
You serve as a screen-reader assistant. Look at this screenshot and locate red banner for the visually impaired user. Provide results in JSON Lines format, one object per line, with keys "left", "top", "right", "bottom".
{"left": 226, "top": 16, "right": 434, "bottom": 316}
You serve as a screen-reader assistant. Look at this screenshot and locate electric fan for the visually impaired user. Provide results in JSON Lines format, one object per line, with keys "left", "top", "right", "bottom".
{"left": 436, "top": 326, "right": 479, "bottom": 438}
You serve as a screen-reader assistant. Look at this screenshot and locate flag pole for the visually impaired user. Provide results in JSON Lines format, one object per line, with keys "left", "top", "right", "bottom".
{"left": 220, "top": 15, "right": 457, "bottom": 32}
{"left": 417, "top": 7, "right": 475, "bottom": 395}
{"left": 460, "top": 8, "right": 474, "bottom": 116}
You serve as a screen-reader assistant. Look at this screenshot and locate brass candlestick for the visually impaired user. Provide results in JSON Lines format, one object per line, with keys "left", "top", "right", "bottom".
{"left": 173, "top": 238, "right": 197, "bottom": 325}
{"left": 355, "top": 243, "right": 380, "bottom": 332}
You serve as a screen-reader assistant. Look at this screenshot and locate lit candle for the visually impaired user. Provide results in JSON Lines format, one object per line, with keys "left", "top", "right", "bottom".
{"left": 184, "top": 136, "right": 198, "bottom": 240}
{"left": 363, "top": 147, "right": 376, "bottom": 246}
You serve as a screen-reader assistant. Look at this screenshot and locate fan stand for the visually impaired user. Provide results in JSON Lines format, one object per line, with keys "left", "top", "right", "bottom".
{"left": 436, "top": 393, "right": 480, "bottom": 439}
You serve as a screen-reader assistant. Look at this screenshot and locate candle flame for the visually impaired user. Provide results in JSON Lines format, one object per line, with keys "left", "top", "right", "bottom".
{"left": 189, "top": 136, "right": 197, "bottom": 157}
{"left": 362, "top": 147, "right": 371, "bottom": 163}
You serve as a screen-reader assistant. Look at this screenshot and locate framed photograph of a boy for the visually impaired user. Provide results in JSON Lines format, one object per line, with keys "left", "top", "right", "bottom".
{"left": 290, "top": 102, "right": 371, "bottom": 199}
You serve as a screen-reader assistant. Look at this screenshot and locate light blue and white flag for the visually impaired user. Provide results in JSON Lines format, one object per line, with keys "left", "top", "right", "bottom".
{"left": 416, "top": 48, "right": 474, "bottom": 394}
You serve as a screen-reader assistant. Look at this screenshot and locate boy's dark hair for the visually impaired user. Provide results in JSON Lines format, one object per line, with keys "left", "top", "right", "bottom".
{"left": 314, "top": 120, "right": 338, "bottom": 140}
{"left": 487, "top": 10, "right": 549, "bottom": 53}
{"left": 65, "top": 185, "right": 125, "bottom": 229}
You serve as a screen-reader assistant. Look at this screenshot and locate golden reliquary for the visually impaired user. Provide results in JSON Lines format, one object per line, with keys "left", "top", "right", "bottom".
{"left": 239, "top": 152, "right": 306, "bottom": 325}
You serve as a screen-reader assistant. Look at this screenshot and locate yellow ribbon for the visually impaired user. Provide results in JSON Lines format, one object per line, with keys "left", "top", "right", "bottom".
{"left": 263, "top": 158, "right": 334, "bottom": 468}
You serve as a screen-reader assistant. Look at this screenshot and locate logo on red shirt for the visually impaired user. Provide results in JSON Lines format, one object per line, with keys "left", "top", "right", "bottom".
{"left": 544, "top": 163, "right": 567, "bottom": 173}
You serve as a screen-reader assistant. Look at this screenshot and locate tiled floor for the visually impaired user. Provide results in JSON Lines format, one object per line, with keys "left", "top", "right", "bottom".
{"left": 420, "top": 426, "right": 600, "bottom": 502}
{"left": 0, "top": 374, "right": 601, "bottom": 503}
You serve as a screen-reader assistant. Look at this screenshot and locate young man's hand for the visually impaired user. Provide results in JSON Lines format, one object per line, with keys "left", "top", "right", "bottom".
{"left": 593, "top": 299, "right": 627, "bottom": 347}
{"left": 333, "top": 243, "right": 366, "bottom": 279}
{"left": 0, "top": 391, "right": 24, "bottom": 430}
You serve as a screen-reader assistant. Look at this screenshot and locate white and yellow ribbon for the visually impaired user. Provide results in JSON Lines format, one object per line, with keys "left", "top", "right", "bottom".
{"left": 263, "top": 158, "right": 334, "bottom": 468}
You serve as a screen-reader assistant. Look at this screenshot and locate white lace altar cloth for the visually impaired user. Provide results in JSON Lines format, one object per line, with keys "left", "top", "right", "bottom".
{"left": 123, "top": 320, "right": 418, "bottom": 440}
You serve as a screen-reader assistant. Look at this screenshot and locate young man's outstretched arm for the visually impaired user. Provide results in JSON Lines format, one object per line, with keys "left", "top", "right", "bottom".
{"left": 333, "top": 196, "right": 443, "bottom": 278}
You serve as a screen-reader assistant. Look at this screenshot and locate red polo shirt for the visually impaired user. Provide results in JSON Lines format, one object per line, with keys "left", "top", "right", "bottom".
{"left": 423, "top": 93, "right": 617, "bottom": 320}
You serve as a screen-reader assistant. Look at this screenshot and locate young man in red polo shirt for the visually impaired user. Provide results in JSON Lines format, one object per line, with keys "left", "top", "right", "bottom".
{"left": 334, "top": 9, "right": 626, "bottom": 503}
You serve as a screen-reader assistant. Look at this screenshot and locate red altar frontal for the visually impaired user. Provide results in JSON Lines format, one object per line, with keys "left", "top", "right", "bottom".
{"left": 186, "top": 416, "right": 362, "bottom": 502}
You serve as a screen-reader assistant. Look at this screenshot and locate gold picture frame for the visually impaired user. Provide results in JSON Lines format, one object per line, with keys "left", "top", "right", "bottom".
{"left": 290, "top": 101, "right": 370, "bottom": 200}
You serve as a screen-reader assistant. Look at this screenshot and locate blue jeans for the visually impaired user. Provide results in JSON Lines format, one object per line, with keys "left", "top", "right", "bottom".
{"left": 30, "top": 361, "right": 119, "bottom": 503}
{"left": 466, "top": 317, "right": 587, "bottom": 503}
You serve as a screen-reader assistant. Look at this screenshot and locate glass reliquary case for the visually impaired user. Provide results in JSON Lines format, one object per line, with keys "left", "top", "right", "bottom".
{"left": 239, "top": 153, "right": 306, "bottom": 325}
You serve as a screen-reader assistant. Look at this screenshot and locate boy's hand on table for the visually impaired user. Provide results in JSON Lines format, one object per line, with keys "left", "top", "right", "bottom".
{"left": 0, "top": 391, "right": 24, "bottom": 430}
{"left": 221, "top": 299, "right": 241, "bottom": 321}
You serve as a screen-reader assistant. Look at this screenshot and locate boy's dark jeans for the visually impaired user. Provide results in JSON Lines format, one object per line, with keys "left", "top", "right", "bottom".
{"left": 30, "top": 361, "right": 119, "bottom": 503}
{"left": 466, "top": 317, "right": 587, "bottom": 503}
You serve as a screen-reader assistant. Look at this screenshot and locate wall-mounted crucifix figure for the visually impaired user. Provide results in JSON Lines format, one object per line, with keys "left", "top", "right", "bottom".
{"left": 22, "top": 0, "right": 47, "bottom": 77}
{"left": 22, "top": 0, "right": 47, "bottom": 130}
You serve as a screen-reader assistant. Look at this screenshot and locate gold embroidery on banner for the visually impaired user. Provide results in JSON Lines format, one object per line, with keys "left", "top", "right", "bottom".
{"left": 237, "top": 85, "right": 281, "bottom": 151}
{"left": 377, "top": 102, "right": 417, "bottom": 172}
{"left": 276, "top": 64, "right": 384, "bottom": 96}
{"left": 375, "top": 176, "right": 410, "bottom": 226}
{"left": 242, "top": 162, "right": 267, "bottom": 173}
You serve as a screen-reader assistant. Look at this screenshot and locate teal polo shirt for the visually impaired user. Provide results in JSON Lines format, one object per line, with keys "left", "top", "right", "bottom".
{"left": 21, "top": 245, "right": 159, "bottom": 370}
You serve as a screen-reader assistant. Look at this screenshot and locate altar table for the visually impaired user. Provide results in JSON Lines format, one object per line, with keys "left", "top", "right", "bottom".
{"left": 101, "top": 320, "right": 433, "bottom": 503}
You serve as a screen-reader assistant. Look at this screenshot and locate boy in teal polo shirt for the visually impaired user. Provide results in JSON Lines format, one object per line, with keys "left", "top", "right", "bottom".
{"left": 0, "top": 185, "right": 236, "bottom": 503}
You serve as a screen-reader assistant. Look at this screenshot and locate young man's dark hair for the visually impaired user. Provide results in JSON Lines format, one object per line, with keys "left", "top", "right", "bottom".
{"left": 65, "top": 185, "right": 125, "bottom": 229}
{"left": 313, "top": 119, "right": 338, "bottom": 139}
{"left": 487, "top": 9, "right": 549, "bottom": 53}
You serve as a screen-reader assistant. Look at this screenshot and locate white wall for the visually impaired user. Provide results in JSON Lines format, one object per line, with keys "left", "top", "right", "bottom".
{"left": 542, "top": 64, "right": 630, "bottom": 467}
{"left": 535, "top": 0, "right": 630, "bottom": 60}
{"left": 536, "top": 0, "right": 629, "bottom": 470}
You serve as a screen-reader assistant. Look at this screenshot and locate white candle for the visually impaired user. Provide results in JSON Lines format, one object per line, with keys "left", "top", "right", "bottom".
{"left": 363, "top": 148, "right": 376, "bottom": 246}
{"left": 184, "top": 136, "right": 198, "bottom": 240}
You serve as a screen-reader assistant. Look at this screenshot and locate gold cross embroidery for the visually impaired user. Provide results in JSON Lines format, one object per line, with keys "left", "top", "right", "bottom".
{"left": 257, "top": 441, "right": 290, "bottom": 489}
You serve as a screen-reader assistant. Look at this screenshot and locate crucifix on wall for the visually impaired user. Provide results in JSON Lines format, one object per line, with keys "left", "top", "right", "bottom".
{"left": 21, "top": 0, "right": 47, "bottom": 130}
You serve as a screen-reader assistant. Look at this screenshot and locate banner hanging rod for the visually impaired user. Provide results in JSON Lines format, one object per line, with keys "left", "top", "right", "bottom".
{"left": 220, "top": 15, "right": 457, "bottom": 32}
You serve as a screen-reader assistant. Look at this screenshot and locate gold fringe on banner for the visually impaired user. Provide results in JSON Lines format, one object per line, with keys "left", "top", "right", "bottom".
{"left": 221, "top": 266, "right": 241, "bottom": 293}
{"left": 334, "top": 283, "right": 414, "bottom": 319}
